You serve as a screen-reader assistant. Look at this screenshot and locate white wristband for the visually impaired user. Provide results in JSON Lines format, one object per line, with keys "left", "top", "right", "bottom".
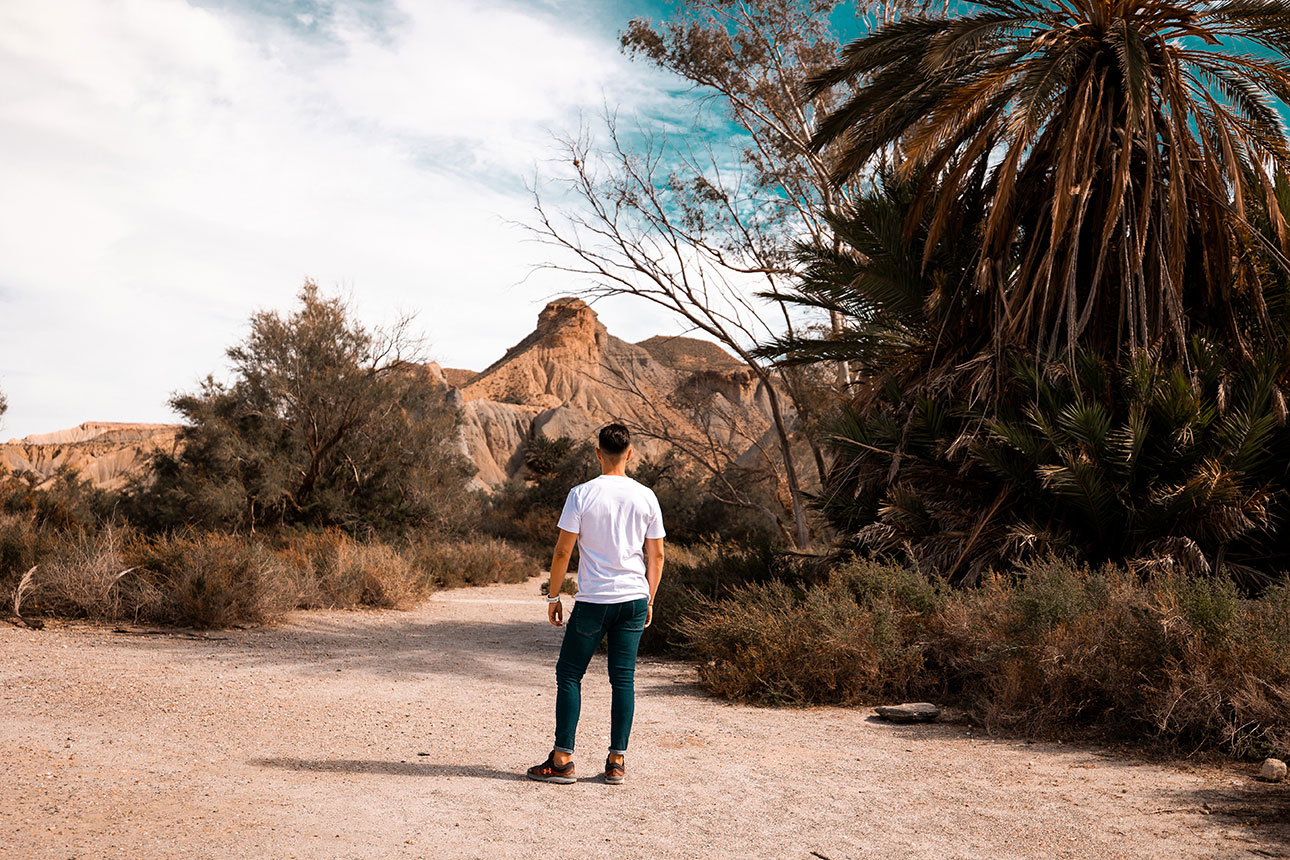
{"left": 546, "top": 594, "right": 562, "bottom": 604}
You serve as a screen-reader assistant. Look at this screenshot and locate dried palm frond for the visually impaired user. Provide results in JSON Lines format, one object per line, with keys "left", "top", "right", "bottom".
{"left": 809, "top": 0, "right": 1290, "bottom": 370}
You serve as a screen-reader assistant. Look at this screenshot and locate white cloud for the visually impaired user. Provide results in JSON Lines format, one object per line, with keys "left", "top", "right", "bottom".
{"left": 0, "top": 0, "right": 689, "bottom": 439}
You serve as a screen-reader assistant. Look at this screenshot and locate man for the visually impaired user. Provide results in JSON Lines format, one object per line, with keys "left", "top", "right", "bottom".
{"left": 526, "top": 423, "right": 665, "bottom": 785}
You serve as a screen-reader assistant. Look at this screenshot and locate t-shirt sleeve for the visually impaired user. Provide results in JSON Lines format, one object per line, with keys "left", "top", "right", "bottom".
{"left": 556, "top": 488, "right": 581, "bottom": 534}
{"left": 645, "top": 491, "right": 666, "bottom": 539}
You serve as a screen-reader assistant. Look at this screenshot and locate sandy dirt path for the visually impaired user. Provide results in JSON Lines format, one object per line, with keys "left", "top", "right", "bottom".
{"left": 2, "top": 574, "right": 1286, "bottom": 860}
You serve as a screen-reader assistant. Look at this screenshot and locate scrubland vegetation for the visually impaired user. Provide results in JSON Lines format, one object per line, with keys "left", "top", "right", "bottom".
{"left": 673, "top": 555, "right": 1290, "bottom": 759}
{"left": 0, "top": 285, "right": 538, "bottom": 628}
{"left": 0, "top": 513, "right": 534, "bottom": 629}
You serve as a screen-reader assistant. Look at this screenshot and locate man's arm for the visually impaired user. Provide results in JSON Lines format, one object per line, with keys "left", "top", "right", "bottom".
{"left": 546, "top": 528, "right": 578, "bottom": 627}
{"left": 644, "top": 537, "right": 664, "bottom": 628}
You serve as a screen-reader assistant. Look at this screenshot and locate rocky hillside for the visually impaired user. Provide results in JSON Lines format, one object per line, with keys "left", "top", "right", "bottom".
{"left": 2, "top": 298, "right": 775, "bottom": 492}
{"left": 0, "top": 422, "right": 181, "bottom": 491}
{"left": 450, "top": 298, "right": 775, "bottom": 487}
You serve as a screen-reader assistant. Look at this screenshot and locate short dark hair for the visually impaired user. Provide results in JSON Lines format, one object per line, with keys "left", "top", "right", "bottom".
{"left": 598, "top": 423, "right": 631, "bottom": 456}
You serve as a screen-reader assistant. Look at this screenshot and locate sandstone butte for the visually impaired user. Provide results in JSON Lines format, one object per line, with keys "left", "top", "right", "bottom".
{"left": 0, "top": 298, "right": 779, "bottom": 492}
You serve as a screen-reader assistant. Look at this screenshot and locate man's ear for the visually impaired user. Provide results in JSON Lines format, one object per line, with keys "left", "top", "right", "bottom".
{"left": 626, "top": 446, "right": 634, "bottom": 462}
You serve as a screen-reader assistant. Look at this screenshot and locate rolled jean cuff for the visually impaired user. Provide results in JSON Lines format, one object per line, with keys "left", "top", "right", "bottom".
{"left": 554, "top": 745, "right": 574, "bottom": 754}
{"left": 608, "top": 747, "right": 627, "bottom": 755}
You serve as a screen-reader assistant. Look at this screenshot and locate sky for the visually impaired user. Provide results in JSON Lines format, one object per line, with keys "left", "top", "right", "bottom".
{"left": 0, "top": 0, "right": 699, "bottom": 440}
{"left": 6, "top": 2, "right": 1284, "bottom": 442}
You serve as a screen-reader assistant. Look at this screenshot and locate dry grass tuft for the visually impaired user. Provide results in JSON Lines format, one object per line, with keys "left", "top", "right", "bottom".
{"left": 29, "top": 528, "right": 140, "bottom": 620}
{"left": 277, "top": 530, "right": 424, "bottom": 609}
{"left": 128, "top": 532, "right": 298, "bottom": 628}
{"left": 405, "top": 536, "right": 535, "bottom": 590}
{"left": 12, "top": 565, "right": 37, "bottom": 622}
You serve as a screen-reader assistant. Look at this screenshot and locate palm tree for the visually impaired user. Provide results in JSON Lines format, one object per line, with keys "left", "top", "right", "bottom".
{"left": 808, "top": 0, "right": 1290, "bottom": 373}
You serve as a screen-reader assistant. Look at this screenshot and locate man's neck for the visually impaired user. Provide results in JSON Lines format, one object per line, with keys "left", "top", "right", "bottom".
{"left": 600, "top": 467, "right": 629, "bottom": 478}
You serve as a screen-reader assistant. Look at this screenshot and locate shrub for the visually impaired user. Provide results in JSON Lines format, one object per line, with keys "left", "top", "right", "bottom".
{"left": 0, "top": 512, "right": 51, "bottom": 595}
{"left": 23, "top": 526, "right": 152, "bottom": 621}
{"left": 482, "top": 439, "right": 597, "bottom": 555}
{"left": 128, "top": 532, "right": 298, "bottom": 628}
{"left": 935, "top": 562, "right": 1166, "bottom": 737}
{"left": 1, "top": 467, "right": 115, "bottom": 531}
{"left": 640, "top": 540, "right": 793, "bottom": 655}
{"left": 484, "top": 437, "right": 781, "bottom": 556}
{"left": 275, "top": 529, "right": 426, "bottom": 609}
{"left": 405, "top": 536, "right": 535, "bottom": 589}
{"left": 680, "top": 555, "right": 1290, "bottom": 757}
{"left": 679, "top": 558, "right": 934, "bottom": 704}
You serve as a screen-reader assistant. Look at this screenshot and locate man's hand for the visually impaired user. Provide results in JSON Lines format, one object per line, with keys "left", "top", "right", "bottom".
{"left": 645, "top": 604, "right": 653, "bottom": 628}
{"left": 545, "top": 529, "right": 577, "bottom": 628}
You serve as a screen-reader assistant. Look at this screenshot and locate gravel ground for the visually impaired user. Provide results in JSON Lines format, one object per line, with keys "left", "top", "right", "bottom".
{"left": 2, "top": 574, "right": 1287, "bottom": 860}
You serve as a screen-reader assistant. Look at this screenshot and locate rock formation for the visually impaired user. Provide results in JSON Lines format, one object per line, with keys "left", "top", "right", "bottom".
{"left": 0, "top": 422, "right": 181, "bottom": 491}
{"left": 451, "top": 298, "right": 776, "bottom": 488}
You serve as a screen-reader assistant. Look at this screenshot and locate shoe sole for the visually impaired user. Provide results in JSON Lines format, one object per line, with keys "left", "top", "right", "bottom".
{"left": 605, "top": 775, "right": 624, "bottom": 785}
{"left": 526, "top": 772, "right": 576, "bottom": 784}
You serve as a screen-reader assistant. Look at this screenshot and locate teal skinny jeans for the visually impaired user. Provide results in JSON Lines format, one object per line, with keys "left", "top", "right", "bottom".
{"left": 553, "top": 598, "right": 648, "bottom": 755}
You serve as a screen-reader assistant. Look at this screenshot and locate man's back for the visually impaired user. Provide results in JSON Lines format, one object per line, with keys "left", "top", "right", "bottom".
{"left": 530, "top": 423, "right": 664, "bottom": 784}
{"left": 558, "top": 474, "right": 665, "bottom": 604}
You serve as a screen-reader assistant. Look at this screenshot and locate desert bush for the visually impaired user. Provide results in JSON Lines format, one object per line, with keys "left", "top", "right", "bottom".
{"left": 126, "top": 532, "right": 299, "bottom": 627}
{"left": 681, "top": 555, "right": 1290, "bottom": 757}
{"left": 405, "top": 536, "right": 534, "bottom": 589}
{"left": 1, "top": 467, "right": 116, "bottom": 531}
{"left": 333, "top": 541, "right": 422, "bottom": 609}
{"left": 640, "top": 540, "right": 807, "bottom": 655}
{"left": 482, "top": 439, "right": 598, "bottom": 555}
{"left": 485, "top": 437, "right": 780, "bottom": 556}
{"left": 274, "top": 529, "right": 426, "bottom": 609}
{"left": 126, "top": 282, "right": 475, "bottom": 537}
{"left": 932, "top": 561, "right": 1164, "bottom": 734}
{"left": 936, "top": 562, "right": 1290, "bottom": 757}
{"left": 21, "top": 526, "right": 155, "bottom": 621}
{"left": 0, "top": 512, "right": 52, "bottom": 592}
{"left": 679, "top": 557, "right": 934, "bottom": 704}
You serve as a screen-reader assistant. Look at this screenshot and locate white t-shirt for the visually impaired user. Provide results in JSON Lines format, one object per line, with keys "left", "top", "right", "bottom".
{"left": 557, "top": 474, "right": 666, "bottom": 604}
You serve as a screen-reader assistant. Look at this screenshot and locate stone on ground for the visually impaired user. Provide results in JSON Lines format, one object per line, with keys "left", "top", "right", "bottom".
{"left": 874, "top": 703, "right": 941, "bottom": 723}
{"left": 1260, "top": 758, "right": 1287, "bottom": 782}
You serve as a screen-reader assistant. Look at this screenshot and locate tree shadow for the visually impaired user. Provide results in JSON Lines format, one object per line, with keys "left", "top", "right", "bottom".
{"left": 1160, "top": 780, "right": 1290, "bottom": 854}
{"left": 863, "top": 713, "right": 1290, "bottom": 854}
{"left": 112, "top": 617, "right": 714, "bottom": 697}
{"left": 635, "top": 674, "right": 709, "bottom": 699}
{"left": 251, "top": 756, "right": 524, "bottom": 781}
{"left": 111, "top": 617, "right": 567, "bottom": 683}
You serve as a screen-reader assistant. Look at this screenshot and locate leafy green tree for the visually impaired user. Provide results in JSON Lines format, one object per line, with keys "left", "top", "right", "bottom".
{"left": 766, "top": 146, "right": 1290, "bottom": 581}
{"left": 814, "top": 342, "right": 1290, "bottom": 584}
{"left": 130, "top": 282, "right": 472, "bottom": 536}
{"left": 808, "top": 0, "right": 1290, "bottom": 378}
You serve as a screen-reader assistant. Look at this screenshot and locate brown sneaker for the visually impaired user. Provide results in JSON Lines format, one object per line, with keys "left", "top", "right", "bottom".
{"left": 604, "top": 756, "right": 625, "bottom": 785}
{"left": 526, "top": 753, "right": 576, "bottom": 784}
